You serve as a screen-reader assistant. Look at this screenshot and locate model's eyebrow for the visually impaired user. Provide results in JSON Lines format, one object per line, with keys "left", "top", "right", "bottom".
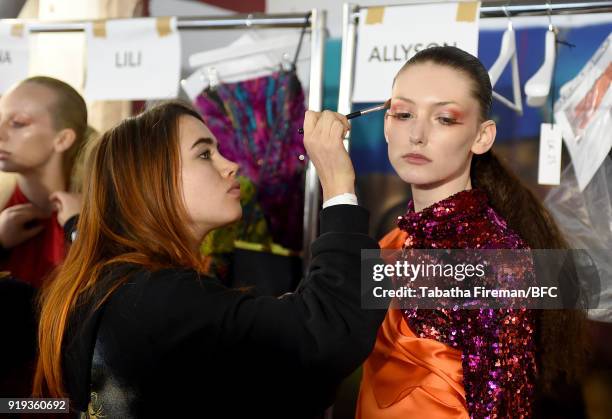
{"left": 393, "top": 96, "right": 460, "bottom": 107}
{"left": 191, "top": 137, "right": 215, "bottom": 149}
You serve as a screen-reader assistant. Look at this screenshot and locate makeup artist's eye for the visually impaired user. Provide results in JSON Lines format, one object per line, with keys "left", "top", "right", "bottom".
{"left": 437, "top": 116, "right": 457, "bottom": 126}
{"left": 198, "top": 150, "right": 212, "bottom": 160}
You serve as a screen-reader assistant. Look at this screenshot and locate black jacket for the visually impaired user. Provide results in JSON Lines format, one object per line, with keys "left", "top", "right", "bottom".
{"left": 62, "top": 205, "right": 385, "bottom": 418}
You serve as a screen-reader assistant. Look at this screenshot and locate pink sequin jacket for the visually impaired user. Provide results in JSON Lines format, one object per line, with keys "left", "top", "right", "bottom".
{"left": 397, "top": 189, "right": 537, "bottom": 418}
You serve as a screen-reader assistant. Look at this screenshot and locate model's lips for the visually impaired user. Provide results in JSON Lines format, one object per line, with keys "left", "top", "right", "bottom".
{"left": 402, "top": 153, "right": 431, "bottom": 164}
{"left": 0, "top": 150, "right": 10, "bottom": 160}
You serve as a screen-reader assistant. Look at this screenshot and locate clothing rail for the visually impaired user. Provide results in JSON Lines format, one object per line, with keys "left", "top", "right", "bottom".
{"left": 1, "top": 11, "right": 326, "bottom": 271}
{"left": 5, "top": 13, "right": 313, "bottom": 32}
{"left": 481, "top": 1, "right": 612, "bottom": 17}
{"left": 364, "top": 0, "right": 612, "bottom": 17}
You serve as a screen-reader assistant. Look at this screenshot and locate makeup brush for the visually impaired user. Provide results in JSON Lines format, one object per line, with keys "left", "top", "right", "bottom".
{"left": 298, "top": 99, "right": 390, "bottom": 134}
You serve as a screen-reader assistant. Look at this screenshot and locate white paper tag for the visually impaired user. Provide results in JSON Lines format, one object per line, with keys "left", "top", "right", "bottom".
{"left": 0, "top": 23, "right": 30, "bottom": 94}
{"left": 84, "top": 17, "right": 181, "bottom": 101}
{"left": 538, "top": 123, "right": 563, "bottom": 185}
{"left": 353, "top": 2, "right": 481, "bottom": 102}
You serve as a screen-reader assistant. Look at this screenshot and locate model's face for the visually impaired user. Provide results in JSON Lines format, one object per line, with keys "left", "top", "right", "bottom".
{"left": 385, "top": 62, "right": 494, "bottom": 187}
{"left": 0, "top": 82, "right": 61, "bottom": 173}
{"left": 178, "top": 115, "right": 242, "bottom": 240}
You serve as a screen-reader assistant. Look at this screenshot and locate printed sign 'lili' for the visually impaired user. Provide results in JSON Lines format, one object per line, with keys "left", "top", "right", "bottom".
{"left": 115, "top": 51, "right": 142, "bottom": 68}
{"left": 85, "top": 17, "right": 181, "bottom": 100}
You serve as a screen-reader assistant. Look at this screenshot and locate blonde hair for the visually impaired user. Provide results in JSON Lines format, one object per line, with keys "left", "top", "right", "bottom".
{"left": 20, "top": 76, "right": 96, "bottom": 191}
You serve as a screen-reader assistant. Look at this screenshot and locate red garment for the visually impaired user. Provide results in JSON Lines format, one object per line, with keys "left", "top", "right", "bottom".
{"left": 1, "top": 184, "right": 65, "bottom": 288}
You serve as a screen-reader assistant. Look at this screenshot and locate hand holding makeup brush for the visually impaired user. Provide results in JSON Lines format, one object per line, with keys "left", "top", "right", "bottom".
{"left": 303, "top": 110, "right": 355, "bottom": 202}
{"left": 298, "top": 100, "right": 390, "bottom": 135}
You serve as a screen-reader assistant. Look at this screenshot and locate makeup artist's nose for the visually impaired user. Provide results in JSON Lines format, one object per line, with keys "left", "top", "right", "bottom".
{"left": 219, "top": 155, "right": 239, "bottom": 179}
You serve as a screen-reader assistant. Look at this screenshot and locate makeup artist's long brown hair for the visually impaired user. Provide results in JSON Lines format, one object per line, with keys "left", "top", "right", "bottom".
{"left": 395, "top": 46, "right": 588, "bottom": 393}
{"left": 33, "top": 101, "right": 208, "bottom": 397}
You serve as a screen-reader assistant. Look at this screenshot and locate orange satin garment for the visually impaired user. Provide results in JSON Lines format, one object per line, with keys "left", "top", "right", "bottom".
{"left": 356, "top": 228, "right": 469, "bottom": 419}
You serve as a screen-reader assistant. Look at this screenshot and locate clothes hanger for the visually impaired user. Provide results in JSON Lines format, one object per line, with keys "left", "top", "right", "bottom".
{"left": 188, "top": 12, "right": 311, "bottom": 70}
{"left": 525, "top": 1, "right": 557, "bottom": 107}
{"left": 181, "top": 52, "right": 310, "bottom": 101}
{"left": 488, "top": 4, "right": 523, "bottom": 115}
{"left": 188, "top": 34, "right": 302, "bottom": 69}
{"left": 183, "top": 13, "right": 310, "bottom": 100}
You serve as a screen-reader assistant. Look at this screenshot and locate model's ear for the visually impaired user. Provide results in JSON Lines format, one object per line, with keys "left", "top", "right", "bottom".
{"left": 472, "top": 120, "right": 496, "bottom": 155}
{"left": 53, "top": 128, "right": 77, "bottom": 153}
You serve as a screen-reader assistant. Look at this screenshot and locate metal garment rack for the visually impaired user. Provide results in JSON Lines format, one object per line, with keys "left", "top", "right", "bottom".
{"left": 337, "top": 0, "right": 612, "bottom": 132}
{"left": 3, "top": 11, "right": 327, "bottom": 271}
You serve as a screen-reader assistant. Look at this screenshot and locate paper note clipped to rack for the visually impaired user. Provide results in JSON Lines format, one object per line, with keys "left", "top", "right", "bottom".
{"left": 0, "top": 22, "right": 30, "bottom": 94}
{"left": 84, "top": 17, "right": 181, "bottom": 101}
{"left": 353, "top": 1, "right": 481, "bottom": 103}
{"left": 537, "top": 123, "right": 563, "bottom": 185}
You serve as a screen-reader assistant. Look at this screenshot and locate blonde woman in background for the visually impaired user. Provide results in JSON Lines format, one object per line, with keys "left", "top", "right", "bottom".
{"left": 0, "top": 76, "right": 94, "bottom": 288}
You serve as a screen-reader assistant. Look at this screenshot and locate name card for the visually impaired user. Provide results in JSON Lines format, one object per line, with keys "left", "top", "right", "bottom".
{"left": 538, "top": 123, "right": 563, "bottom": 185}
{"left": 0, "top": 23, "right": 30, "bottom": 94}
{"left": 353, "top": 2, "right": 481, "bottom": 103}
{"left": 84, "top": 17, "right": 181, "bottom": 100}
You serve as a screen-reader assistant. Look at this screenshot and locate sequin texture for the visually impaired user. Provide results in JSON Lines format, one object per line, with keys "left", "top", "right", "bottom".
{"left": 398, "top": 189, "right": 537, "bottom": 418}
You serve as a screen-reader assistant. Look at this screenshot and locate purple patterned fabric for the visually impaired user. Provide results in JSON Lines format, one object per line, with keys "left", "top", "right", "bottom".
{"left": 195, "top": 70, "right": 306, "bottom": 250}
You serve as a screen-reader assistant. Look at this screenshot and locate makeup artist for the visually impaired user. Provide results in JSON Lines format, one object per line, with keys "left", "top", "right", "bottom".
{"left": 35, "top": 102, "right": 386, "bottom": 418}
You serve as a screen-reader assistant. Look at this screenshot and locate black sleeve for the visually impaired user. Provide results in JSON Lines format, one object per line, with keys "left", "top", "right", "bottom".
{"left": 145, "top": 204, "right": 385, "bottom": 377}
